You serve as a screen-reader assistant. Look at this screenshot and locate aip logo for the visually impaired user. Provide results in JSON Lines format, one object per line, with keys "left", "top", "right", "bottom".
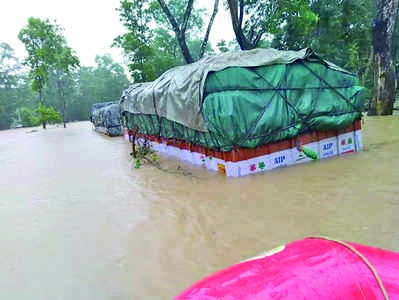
{"left": 323, "top": 143, "right": 333, "bottom": 151}
{"left": 274, "top": 155, "right": 286, "bottom": 165}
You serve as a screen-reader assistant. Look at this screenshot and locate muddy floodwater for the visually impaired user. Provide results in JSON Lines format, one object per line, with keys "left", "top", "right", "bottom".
{"left": 0, "top": 117, "right": 398, "bottom": 299}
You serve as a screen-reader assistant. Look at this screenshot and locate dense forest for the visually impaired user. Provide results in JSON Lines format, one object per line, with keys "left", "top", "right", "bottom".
{"left": 1, "top": 0, "right": 398, "bottom": 130}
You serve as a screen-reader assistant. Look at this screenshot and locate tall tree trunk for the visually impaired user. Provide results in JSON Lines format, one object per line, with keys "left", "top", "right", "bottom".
{"left": 157, "top": 0, "right": 220, "bottom": 63}
{"left": 227, "top": 0, "right": 264, "bottom": 50}
{"left": 57, "top": 76, "right": 67, "bottom": 128}
{"left": 227, "top": 0, "right": 251, "bottom": 50}
{"left": 62, "top": 96, "right": 66, "bottom": 128}
{"left": 39, "top": 88, "right": 46, "bottom": 129}
{"left": 157, "top": 0, "right": 194, "bottom": 64}
{"left": 369, "top": 0, "right": 399, "bottom": 115}
{"left": 199, "top": 0, "right": 219, "bottom": 59}
{"left": 176, "top": 33, "right": 194, "bottom": 64}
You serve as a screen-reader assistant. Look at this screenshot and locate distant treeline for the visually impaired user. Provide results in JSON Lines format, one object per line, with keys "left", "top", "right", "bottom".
{"left": 0, "top": 44, "right": 128, "bottom": 130}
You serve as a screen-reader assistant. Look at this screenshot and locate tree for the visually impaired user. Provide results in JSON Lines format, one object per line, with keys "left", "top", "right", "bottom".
{"left": 51, "top": 45, "right": 80, "bottom": 128}
{"left": 114, "top": 0, "right": 155, "bottom": 82}
{"left": 226, "top": 0, "right": 318, "bottom": 50}
{"left": 0, "top": 43, "right": 37, "bottom": 129}
{"left": 0, "top": 43, "right": 20, "bottom": 88}
{"left": 69, "top": 55, "right": 129, "bottom": 121}
{"left": 0, "top": 43, "right": 21, "bottom": 129}
{"left": 115, "top": 0, "right": 217, "bottom": 80}
{"left": 36, "top": 102, "right": 61, "bottom": 125}
{"left": 18, "top": 17, "right": 75, "bottom": 128}
{"left": 155, "top": 0, "right": 219, "bottom": 63}
{"left": 369, "top": 0, "right": 399, "bottom": 115}
{"left": 271, "top": 0, "right": 374, "bottom": 82}
{"left": 15, "top": 107, "right": 40, "bottom": 127}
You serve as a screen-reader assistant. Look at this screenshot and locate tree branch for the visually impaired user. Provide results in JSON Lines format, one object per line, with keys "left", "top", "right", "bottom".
{"left": 253, "top": 29, "right": 265, "bottom": 47}
{"left": 199, "top": 0, "right": 219, "bottom": 58}
{"left": 239, "top": 0, "right": 244, "bottom": 28}
{"left": 227, "top": 0, "right": 256, "bottom": 50}
{"left": 248, "top": 26, "right": 255, "bottom": 42}
{"left": 181, "top": 0, "right": 194, "bottom": 34}
{"left": 157, "top": 0, "right": 181, "bottom": 36}
{"left": 157, "top": 0, "right": 194, "bottom": 63}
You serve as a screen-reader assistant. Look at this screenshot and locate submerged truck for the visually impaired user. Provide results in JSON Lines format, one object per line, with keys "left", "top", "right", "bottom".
{"left": 90, "top": 101, "right": 122, "bottom": 137}
{"left": 120, "top": 48, "right": 365, "bottom": 176}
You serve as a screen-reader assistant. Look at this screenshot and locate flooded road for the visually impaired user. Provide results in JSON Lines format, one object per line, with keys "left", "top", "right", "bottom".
{"left": 0, "top": 118, "right": 398, "bottom": 299}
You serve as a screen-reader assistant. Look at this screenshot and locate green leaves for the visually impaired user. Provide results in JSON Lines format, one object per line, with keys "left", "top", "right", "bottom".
{"left": 0, "top": 43, "right": 36, "bottom": 129}
{"left": 18, "top": 17, "right": 80, "bottom": 93}
{"left": 18, "top": 18, "right": 62, "bottom": 92}
{"left": 114, "top": 0, "right": 158, "bottom": 81}
{"left": 15, "top": 107, "right": 40, "bottom": 127}
{"left": 12, "top": 104, "right": 61, "bottom": 128}
{"left": 249, "top": 0, "right": 318, "bottom": 37}
{"left": 115, "top": 0, "right": 216, "bottom": 80}
{"left": 64, "top": 55, "right": 129, "bottom": 121}
{"left": 36, "top": 102, "right": 62, "bottom": 124}
{"left": 226, "top": 0, "right": 318, "bottom": 50}
{"left": 18, "top": 17, "right": 80, "bottom": 128}
{"left": 216, "top": 40, "right": 229, "bottom": 53}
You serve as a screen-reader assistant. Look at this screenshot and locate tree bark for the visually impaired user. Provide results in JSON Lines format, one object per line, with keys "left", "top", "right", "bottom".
{"left": 56, "top": 74, "right": 67, "bottom": 128}
{"left": 199, "top": 0, "right": 219, "bottom": 59}
{"left": 227, "top": 0, "right": 264, "bottom": 50}
{"left": 369, "top": 0, "right": 399, "bottom": 115}
{"left": 157, "top": 0, "right": 220, "bottom": 63}
{"left": 39, "top": 88, "right": 46, "bottom": 129}
{"left": 62, "top": 95, "right": 66, "bottom": 128}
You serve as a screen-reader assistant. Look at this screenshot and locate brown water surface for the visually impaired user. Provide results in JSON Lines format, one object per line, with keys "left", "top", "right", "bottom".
{"left": 0, "top": 118, "right": 398, "bottom": 299}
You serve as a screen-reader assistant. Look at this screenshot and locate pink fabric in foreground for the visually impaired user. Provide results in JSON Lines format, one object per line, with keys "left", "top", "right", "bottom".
{"left": 175, "top": 238, "right": 399, "bottom": 299}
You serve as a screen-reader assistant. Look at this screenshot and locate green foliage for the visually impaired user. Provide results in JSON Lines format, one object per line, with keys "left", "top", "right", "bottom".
{"left": 134, "top": 159, "right": 142, "bottom": 169}
{"left": 246, "top": 0, "right": 318, "bottom": 36}
{"left": 0, "top": 17, "right": 129, "bottom": 131}
{"left": 68, "top": 55, "right": 129, "bottom": 121}
{"left": 0, "top": 43, "right": 20, "bottom": 129}
{"left": 114, "top": 0, "right": 156, "bottom": 82}
{"left": 216, "top": 40, "right": 229, "bottom": 53}
{"left": 215, "top": 39, "right": 241, "bottom": 54}
{"left": 271, "top": 0, "right": 374, "bottom": 93}
{"left": 187, "top": 39, "right": 215, "bottom": 60}
{"left": 0, "top": 43, "right": 37, "bottom": 129}
{"left": 18, "top": 17, "right": 80, "bottom": 128}
{"left": 133, "top": 141, "right": 158, "bottom": 169}
{"left": 15, "top": 107, "right": 40, "bottom": 127}
{"left": 36, "top": 102, "right": 61, "bottom": 124}
{"left": 18, "top": 17, "right": 66, "bottom": 93}
{"left": 225, "top": 0, "right": 318, "bottom": 49}
{"left": 11, "top": 103, "right": 61, "bottom": 128}
{"left": 0, "top": 50, "right": 128, "bottom": 130}
{"left": 114, "top": 0, "right": 215, "bottom": 81}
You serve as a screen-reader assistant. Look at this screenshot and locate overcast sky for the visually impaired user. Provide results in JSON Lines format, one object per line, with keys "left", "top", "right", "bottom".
{"left": 1, "top": 0, "right": 234, "bottom": 68}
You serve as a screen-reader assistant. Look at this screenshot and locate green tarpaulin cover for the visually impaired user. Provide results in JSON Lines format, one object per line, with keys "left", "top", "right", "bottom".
{"left": 121, "top": 48, "right": 365, "bottom": 151}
